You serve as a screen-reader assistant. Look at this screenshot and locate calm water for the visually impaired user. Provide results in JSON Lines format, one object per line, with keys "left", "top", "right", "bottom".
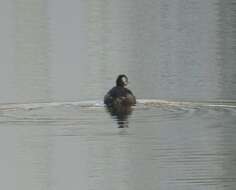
{"left": 0, "top": 0, "right": 236, "bottom": 190}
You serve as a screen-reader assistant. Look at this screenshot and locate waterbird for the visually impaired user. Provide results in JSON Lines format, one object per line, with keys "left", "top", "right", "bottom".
{"left": 104, "top": 74, "right": 136, "bottom": 128}
{"left": 104, "top": 74, "right": 136, "bottom": 107}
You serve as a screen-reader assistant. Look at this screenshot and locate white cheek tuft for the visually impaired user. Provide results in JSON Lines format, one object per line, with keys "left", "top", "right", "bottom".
{"left": 122, "top": 77, "right": 128, "bottom": 85}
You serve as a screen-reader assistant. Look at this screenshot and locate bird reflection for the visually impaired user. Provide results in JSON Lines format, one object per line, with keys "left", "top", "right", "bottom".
{"left": 105, "top": 104, "right": 134, "bottom": 128}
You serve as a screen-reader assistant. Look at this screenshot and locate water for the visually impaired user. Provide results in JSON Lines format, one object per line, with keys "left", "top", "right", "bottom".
{"left": 0, "top": 0, "right": 236, "bottom": 189}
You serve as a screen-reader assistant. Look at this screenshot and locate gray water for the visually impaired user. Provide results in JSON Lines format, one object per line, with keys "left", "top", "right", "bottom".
{"left": 0, "top": 0, "right": 236, "bottom": 189}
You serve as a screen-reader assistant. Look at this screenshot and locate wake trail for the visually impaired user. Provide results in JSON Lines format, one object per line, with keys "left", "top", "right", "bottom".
{"left": 0, "top": 99, "right": 236, "bottom": 111}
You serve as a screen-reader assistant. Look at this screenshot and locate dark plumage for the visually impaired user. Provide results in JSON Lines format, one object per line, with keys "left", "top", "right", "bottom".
{"left": 104, "top": 75, "right": 136, "bottom": 107}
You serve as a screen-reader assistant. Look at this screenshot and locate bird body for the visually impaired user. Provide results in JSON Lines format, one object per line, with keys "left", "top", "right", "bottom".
{"left": 104, "top": 75, "right": 136, "bottom": 107}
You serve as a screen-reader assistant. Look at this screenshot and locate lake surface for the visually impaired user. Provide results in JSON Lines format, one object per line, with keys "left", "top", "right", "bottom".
{"left": 0, "top": 0, "right": 236, "bottom": 190}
